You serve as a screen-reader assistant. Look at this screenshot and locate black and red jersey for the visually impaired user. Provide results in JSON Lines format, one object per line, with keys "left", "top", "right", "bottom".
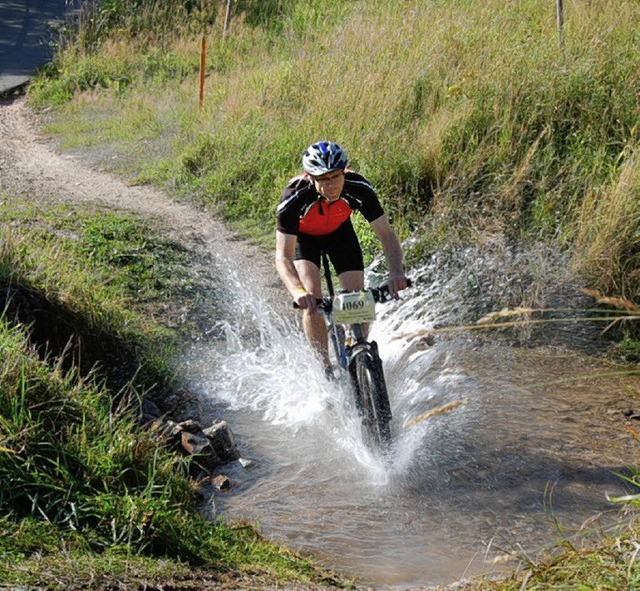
{"left": 276, "top": 170, "right": 385, "bottom": 237}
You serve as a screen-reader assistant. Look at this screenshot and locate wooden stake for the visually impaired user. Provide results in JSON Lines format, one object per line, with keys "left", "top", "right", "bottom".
{"left": 198, "top": 34, "right": 207, "bottom": 111}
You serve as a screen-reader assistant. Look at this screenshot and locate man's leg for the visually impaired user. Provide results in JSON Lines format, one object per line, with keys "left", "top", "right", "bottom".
{"left": 338, "top": 270, "right": 364, "bottom": 291}
{"left": 294, "top": 259, "right": 330, "bottom": 366}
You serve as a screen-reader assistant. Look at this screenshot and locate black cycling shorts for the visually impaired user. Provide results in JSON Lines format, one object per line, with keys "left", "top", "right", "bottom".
{"left": 294, "top": 220, "right": 364, "bottom": 275}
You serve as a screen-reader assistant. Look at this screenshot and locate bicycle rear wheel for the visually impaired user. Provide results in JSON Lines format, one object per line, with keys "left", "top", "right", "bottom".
{"left": 350, "top": 345, "right": 392, "bottom": 450}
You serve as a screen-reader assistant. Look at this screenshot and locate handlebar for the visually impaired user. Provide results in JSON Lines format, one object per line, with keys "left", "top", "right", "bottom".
{"left": 293, "top": 296, "right": 331, "bottom": 310}
{"left": 372, "top": 278, "right": 413, "bottom": 302}
{"left": 293, "top": 278, "right": 412, "bottom": 309}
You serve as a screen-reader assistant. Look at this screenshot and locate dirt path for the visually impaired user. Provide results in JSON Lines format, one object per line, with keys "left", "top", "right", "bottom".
{"left": 0, "top": 96, "right": 219, "bottom": 233}
{"left": 0, "top": 95, "right": 288, "bottom": 310}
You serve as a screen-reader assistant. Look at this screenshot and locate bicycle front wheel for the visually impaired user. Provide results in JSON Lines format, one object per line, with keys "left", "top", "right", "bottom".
{"left": 351, "top": 347, "right": 392, "bottom": 450}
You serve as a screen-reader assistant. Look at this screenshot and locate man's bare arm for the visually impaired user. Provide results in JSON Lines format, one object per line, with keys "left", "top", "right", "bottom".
{"left": 370, "top": 215, "right": 407, "bottom": 297}
{"left": 275, "top": 230, "right": 317, "bottom": 309}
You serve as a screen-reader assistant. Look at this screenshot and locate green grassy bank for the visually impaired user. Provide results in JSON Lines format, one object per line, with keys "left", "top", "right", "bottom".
{"left": 0, "top": 198, "right": 341, "bottom": 589}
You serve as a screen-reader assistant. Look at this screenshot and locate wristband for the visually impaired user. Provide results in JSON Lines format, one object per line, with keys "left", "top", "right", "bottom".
{"left": 296, "top": 287, "right": 307, "bottom": 294}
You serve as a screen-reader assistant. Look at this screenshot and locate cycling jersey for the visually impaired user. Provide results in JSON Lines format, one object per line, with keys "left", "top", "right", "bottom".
{"left": 276, "top": 170, "right": 385, "bottom": 237}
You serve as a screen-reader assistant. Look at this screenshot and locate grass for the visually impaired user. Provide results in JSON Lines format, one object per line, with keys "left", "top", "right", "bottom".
{"left": 0, "top": 201, "right": 185, "bottom": 390}
{"left": 11, "top": 0, "right": 640, "bottom": 587}
{"left": 443, "top": 527, "right": 640, "bottom": 590}
{"left": 29, "top": 0, "right": 640, "bottom": 303}
{"left": 574, "top": 150, "right": 640, "bottom": 302}
{"left": 0, "top": 196, "right": 340, "bottom": 588}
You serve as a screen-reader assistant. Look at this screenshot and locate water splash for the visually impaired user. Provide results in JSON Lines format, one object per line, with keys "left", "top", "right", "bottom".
{"left": 182, "top": 243, "right": 638, "bottom": 587}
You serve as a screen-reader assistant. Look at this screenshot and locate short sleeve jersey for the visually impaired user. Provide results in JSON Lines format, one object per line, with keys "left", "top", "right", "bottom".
{"left": 276, "top": 170, "right": 385, "bottom": 237}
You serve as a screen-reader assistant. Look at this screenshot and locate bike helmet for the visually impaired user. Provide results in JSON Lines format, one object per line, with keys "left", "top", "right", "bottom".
{"left": 302, "top": 141, "right": 349, "bottom": 176}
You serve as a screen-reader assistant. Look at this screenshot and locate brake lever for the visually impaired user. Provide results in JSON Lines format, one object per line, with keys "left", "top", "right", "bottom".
{"left": 374, "top": 278, "right": 413, "bottom": 302}
{"left": 293, "top": 298, "right": 327, "bottom": 310}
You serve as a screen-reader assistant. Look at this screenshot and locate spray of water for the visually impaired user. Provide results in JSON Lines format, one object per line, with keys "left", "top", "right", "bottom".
{"left": 179, "top": 245, "right": 637, "bottom": 587}
{"left": 184, "top": 252, "right": 437, "bottom": 476}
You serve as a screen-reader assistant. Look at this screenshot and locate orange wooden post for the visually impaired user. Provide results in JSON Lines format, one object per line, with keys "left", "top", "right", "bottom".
{"left": 223, "top": 0, "right": 233, "bottom": 40}
{"left": 198, "top": 34, "right": 207, "bottom": 111}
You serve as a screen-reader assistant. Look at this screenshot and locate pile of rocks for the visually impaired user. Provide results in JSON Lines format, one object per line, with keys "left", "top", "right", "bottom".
{"left": 142, "top": 393, "right": 253, "bottom": 498}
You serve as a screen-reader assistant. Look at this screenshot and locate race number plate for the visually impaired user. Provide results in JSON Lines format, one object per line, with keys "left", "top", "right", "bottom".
{"left": 333, "top": 290, "right": 376, "bottom": 324}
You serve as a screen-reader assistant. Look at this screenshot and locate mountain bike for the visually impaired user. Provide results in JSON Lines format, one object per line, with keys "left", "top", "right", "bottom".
{"left": 295, "top": 251, "right": 410, "bottom": 452}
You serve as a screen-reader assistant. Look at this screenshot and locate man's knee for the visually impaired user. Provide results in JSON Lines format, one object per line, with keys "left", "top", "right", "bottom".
{"left": 303, "top": 308, "right": 324, "bottom": 323}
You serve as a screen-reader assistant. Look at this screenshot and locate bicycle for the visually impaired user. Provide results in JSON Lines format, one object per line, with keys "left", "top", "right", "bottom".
{"left": 295, "top": 251, "right": 410, "bottom": 452}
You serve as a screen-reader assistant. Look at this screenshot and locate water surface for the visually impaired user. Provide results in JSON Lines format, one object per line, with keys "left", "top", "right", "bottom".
{"left": 185, "top": 255, "right": 639, "bottom": 588}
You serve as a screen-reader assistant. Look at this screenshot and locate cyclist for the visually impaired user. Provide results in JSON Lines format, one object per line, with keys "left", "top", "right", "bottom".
{"left": 275, "top": 140, "right": 408, "bottom": 368}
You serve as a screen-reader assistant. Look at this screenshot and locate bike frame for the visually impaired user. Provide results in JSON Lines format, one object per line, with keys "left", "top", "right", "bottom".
{"left": 320, "top": 251, "right": 368, "bottom": 370}
{"left": 318, "top": 252, "right": 396, "bottom": 449}
{"left": 290, "top": 251, "right": 409, "bottom": 450}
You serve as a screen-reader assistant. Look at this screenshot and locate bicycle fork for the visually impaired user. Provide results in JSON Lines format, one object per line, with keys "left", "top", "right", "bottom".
{"left": 347, "top": 341, "right": 392, "bottom": 422}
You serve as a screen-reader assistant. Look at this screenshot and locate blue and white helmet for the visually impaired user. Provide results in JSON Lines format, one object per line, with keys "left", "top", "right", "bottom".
{"left": 302, "top": 141, "right": 349, "bottom": 176}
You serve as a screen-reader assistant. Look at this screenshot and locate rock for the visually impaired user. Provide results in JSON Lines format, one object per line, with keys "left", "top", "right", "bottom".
{"left": 237, "top": 457, "right": 255, "bottom": 469}
{"left": 203, "top": 420, "right": 241, "bottom": 464}
{"left": 212, "top": 474, "right": 231, "bottom": 491}
{"left": 137, "top": 399, "right": 246, "bottom": 475}
{"left": 162, "top": 387, "right": 202, "bottom": 422}
{"left": 141, "top": 398, "right": 163, "bottom": 424}
{"left": 179, "top": 430, "right": 222, "bottom": 471}
{"left": 177, "top": 419, "right": 202, "bottom": 433}
{"left": 156, "top": 417, "right": 244, "bottom": 472}
{"left": 180, "top": 430, "right": 210, "bottom": 455}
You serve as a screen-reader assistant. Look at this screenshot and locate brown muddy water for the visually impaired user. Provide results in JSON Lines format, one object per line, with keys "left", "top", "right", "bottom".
{"left": 185, "top": 254, "right": 639, "bottom": 589}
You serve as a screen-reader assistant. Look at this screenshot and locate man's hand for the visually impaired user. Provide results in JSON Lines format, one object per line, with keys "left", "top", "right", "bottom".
{"left": 387, "top": 274, "right": 409, "bottom": 299}
{"left": 294, "top": 290, "right": 318, "bottom": 312}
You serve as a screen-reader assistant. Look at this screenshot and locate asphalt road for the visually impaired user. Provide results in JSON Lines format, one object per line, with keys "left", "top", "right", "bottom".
{"left": 0, "top": 0, "right": 69, "bottom": 95}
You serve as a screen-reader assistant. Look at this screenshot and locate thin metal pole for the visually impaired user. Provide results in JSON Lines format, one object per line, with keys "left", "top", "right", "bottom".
{"left": 557, "top": 0, "right": 565, "bottom": 50}
{"left": 223, "top": 0, "right": 233, "bottom": 41}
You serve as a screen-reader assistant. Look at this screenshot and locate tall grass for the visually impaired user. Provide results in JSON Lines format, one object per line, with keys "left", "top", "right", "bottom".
{"left": 574, "top": 148, "right": 640, "bottom": 302}
{"left": 30, "top": 0, "right": 640, "bottom": 302}
{"left": 0, "top": 321, "right": 190, "bottom": 553}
